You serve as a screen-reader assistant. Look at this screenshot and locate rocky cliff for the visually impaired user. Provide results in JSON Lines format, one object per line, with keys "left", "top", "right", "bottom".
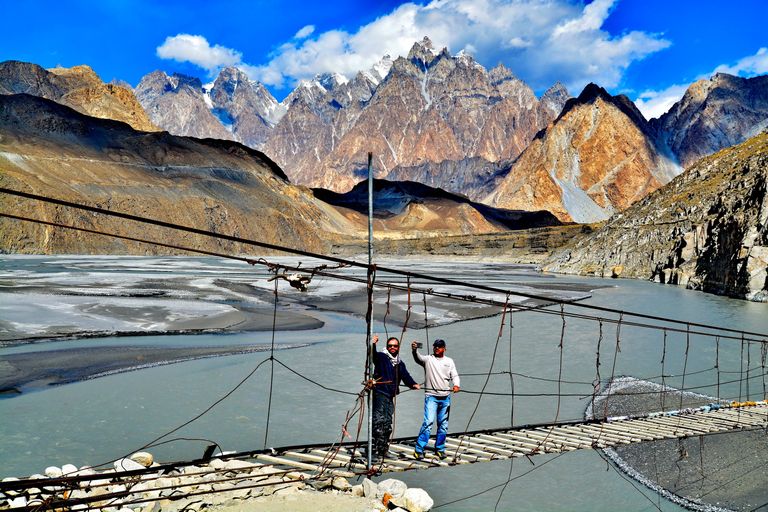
{"left": 544, "top": 131, "right": 768, "bottom": 302}
{"left": 0, "top": 60, "right": 158, "bottom": 132}
{"left": 652, "top": 73, "right": 768, "bottom": 168}
{"left": 267, "top": 38, "right": 567, "bottom": 193}
{"left": 486, "top": 84, "right": 680, "bottom": 223}
{"left": 0, "top": 94, "right": 354, "bottom": 255}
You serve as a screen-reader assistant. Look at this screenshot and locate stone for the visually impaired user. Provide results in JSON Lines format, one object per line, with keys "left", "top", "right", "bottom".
{"left": 223, "top": 459, "right": 257, "bottom": 472}
{"left": 377, "top": 478, "right": 407, "bottom": 499}
{"left": 404, "top": 487, "right": 435, "bottom": 511}
{"left": 611, "top": 265, "right": 623, "bottom": 278}
{"left": 362, "top": 478, "right": 378, "bottom": 498}
{"left": 44, "top": 466, "right": 63, "bottom": 478}
{"left": 311, "top": 478, "right": 333, "bottom": 490}
{"left": 130, "top": 452, "right": 154, "bottom": 467}
{"left": 114, "top": 458, "right": 145, "bottom": 472}
{"left": 352, "top": 484, "right": 365, "bottom": 497}
{"left": 332, "top": 476, "right": 352, "bottom": 491}
{"left": 61, "top": 464, "right": 78, "bottom": 475}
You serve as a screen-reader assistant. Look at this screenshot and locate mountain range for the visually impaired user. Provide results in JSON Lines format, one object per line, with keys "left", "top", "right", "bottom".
{"left": 1, "top": 38, "right": 767, "bottom": 300}
{"left": 126, "top": 38, "right": 767, "bottom": 222}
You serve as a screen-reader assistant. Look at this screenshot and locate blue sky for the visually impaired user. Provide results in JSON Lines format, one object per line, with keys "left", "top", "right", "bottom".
{"left": 1, "top": 0, "right": 766, "bottom": 119}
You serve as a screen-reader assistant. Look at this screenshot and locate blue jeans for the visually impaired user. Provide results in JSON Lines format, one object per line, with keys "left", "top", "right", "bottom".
{"left": 415, "top": 395, "right": 450, "bottom": 453}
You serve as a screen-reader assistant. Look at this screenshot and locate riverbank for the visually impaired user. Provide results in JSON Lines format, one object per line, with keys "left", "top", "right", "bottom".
{"left": 0, "top": 453, "right": 434, "bottom": 512}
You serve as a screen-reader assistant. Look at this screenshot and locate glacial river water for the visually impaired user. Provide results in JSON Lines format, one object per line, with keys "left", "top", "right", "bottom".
{"left": 1, "top": 256, "right": 766, "bottom": 511}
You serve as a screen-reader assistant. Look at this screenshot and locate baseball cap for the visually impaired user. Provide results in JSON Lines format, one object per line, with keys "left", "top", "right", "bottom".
{"left": 433, "top": 339, "right": 446, "bottom": 348}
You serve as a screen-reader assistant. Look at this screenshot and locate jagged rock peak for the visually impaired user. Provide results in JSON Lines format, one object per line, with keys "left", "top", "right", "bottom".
{"left": 315, "top": 72, "right": 349, "bottom": 92}
{"left": 47, "top": 64, "right": 100, "bottom": 82}
{"left": 541, "top": 81, "right": 569, "bottom": 101}
{"left": 489, "top": 63, "right": 516, "bottom": 85}
{"left": 557, "top": 83, "right": 647, "bottom": 129}
{"left": 407, "top": 36, "right": 448, "bottom": 67}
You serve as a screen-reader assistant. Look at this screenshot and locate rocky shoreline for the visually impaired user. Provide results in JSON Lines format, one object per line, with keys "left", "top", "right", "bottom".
{"left": 0, "top": 452, "right": 435, "bottom": 512}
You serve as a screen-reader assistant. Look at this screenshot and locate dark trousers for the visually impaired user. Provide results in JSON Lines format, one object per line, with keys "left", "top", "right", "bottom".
{"left": 372, "top": 391, "right": 395, "bottom": 456}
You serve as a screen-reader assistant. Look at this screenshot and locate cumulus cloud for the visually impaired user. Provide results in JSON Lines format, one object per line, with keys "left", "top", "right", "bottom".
{"left": 156, "top": 0, "right": 671, "bottom": 93}
{"left": 714, "top": 47, "right": 768, "bottom": 76}
{"left": 244, "top": 0, "right": 669, "bottom": 93}
{"left": 634, "top": 47, "right": 768, "bottom": 120}
{"left": 635, "top": 83, "right": 690, "bottom": 120}
{"left": 157, "top": 34, "right": 241, "bottom": 73}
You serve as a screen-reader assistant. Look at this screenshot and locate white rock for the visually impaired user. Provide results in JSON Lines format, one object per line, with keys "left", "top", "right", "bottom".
{"left": 44, "top": 466, "right": 63, "bottom": 478}
{"left": 333, "top": 476, "right": 352, "bottom": 491}
{"left": 114, "top": 458, "right": 145, "bottom": 472}
{"left": 404, "top": 487, "right": 434, "bottom": 512}
{"left": 209, "top": 459, "right": 226, "bottom": 470}
{"left": 130, "top": 452, "right": 154, "bottom": 467}
{"left": 362, "top": 477, "right": 378, "bottom": 498}
{"left": 377, "top": 478, "right": 407, "bottom": 499}
{"left": 61, "top": 464, "right": 78, "bottom": 475}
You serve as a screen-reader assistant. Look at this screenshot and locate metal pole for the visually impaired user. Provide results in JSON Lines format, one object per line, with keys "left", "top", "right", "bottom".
{"left": 366, "top": 152, "right": 374, "bottom": 469}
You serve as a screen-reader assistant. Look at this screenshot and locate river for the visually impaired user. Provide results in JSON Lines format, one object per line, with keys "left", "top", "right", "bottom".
{"left": 1, "top": 256, "right": 766, "bottom": 511}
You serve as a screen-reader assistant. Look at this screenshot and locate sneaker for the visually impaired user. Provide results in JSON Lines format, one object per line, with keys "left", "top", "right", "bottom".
{"left": 413, "top": 451, "right": 423, "bottom": 460}
{"left": 436, "top": 451, "right": 447, "bottom": 460}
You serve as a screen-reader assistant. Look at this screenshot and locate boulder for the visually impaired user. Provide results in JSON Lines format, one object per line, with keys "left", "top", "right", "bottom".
{"left": 130, "top": 452, "right": 154, "bottom": 467}
{"left": 351, "top": 484, "right": 365, "bottom": 497}
{"left": 61, "top": 464, "right": 78, "bottom": 475}
{"left": 404, "top": 487, "right": 434, "bottom": 511}
{"left": 44, "top": 466, "right": 62, "bottom": 478}
{"left": 362, "top": 478, "right": 378, "bottom": 498}
{"left": 332, "top": 476, "right": 352, "bottom": 491}
{"left": 114, "top": 458, "right": 146, "bottom": 472}
{"left": 377, "top": 478, "right": 407, "bottom": 499}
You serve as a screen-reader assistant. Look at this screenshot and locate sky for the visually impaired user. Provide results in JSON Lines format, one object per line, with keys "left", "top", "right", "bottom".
{"left": 1, "top": 0, "right": 766, "bottom": 119}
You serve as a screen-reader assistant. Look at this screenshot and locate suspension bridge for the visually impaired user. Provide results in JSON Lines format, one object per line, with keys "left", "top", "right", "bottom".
{"left": 1, "top": 186, "right": 767, "bottom": 512}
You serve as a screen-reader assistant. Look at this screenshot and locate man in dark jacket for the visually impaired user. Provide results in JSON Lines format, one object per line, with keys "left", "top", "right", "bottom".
{"left": 371, "top": 335, "right": 420, "bottom": 464}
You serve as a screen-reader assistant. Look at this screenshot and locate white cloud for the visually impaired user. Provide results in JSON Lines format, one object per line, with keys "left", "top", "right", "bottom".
{"left": 246, "top": 0, "right": 670, "bottom": 93}
{"left": 634, "top": 47, "right": 768, "bottom": 120}
{"left": 156, "top": 34, "right": 241, "bottom": 73}
{"left": 714, "top": 47, "right": 768, "bottom": 76}
{"left": 635, "top": 83, "right": 689, "bottom": 120}
{"left": 156, "top": 0, "right": 670, "bottom": 94}
{"left": 294, "top": 25, "right": 315, "bottom": 39}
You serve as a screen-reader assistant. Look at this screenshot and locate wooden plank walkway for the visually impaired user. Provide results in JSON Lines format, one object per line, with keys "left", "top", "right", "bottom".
{"left": 256, "top": 402, "right": 768, "bottom": 475}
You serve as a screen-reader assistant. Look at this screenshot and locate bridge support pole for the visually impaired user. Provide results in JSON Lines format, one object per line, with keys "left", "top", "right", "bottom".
{"left": 367, "top": 152, "right": 374, "bottom": 470}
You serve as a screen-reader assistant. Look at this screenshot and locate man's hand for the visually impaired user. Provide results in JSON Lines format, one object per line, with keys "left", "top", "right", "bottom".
{"left": 452, "top": 385, "right": 460, "bottom": 393}
{"left": 412, "top": 383, "right": 421, "bottom": 390}
{"left": 411, "top": 341, "right": 418, "bottom": 350}
{"left": 372, "top": 334, "right": 379, "bottom": 344}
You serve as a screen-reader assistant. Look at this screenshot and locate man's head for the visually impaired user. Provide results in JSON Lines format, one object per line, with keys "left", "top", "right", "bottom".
{"left": 433, "top": 338, "right": 446, "bottom": 357}
{"left": 386, "top": 337, "right": 400, "bottom": 354}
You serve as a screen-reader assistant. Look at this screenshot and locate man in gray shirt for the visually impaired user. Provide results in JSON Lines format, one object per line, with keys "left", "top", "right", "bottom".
{"left": 410, "top": 338, "right": 460, "bottom": 459}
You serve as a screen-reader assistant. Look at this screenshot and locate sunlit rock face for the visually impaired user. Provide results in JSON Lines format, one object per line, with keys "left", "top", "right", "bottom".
{"left": 0, "top": 60, "right": 158, "bottom": 132}
{"left": 486, "top": 84, "right": 681, "bottom": 223}
{"left": 266, "top": 37, "right": 567, "bottom": 194}
{"left": 135, "top": 70, "right": 235, "bottom": 141}
{"left": 0, "top": 93, "right": 355, "bottom": 255}
{"left": 544, "top": 131, "right": 768, "bottom": 302}
{"left": 651, "top": 73, "right": 768, "bottom": 168}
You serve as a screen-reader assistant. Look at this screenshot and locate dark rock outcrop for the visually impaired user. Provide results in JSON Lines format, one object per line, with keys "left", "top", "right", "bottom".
{"left": 544, "top": 132, "right": 768, "bottom": 301}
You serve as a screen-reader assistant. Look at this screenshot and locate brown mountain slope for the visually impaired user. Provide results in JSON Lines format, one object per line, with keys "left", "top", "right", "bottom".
{"left": 0, "top": 60, "right": 158, "bottom": 132}
{"left": 544, "top": 131, "right": 768, "bottom": 301}
{"left": 0, "top": 94, "right": 354, "bottom": 255}
{"left": 486, "top": 84, "right": 680, "bottom": 223}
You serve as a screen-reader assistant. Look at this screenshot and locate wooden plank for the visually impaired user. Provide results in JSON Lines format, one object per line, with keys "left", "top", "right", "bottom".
{"left": 567, "top": 425, "right": 632, "bottom": 444}
{"left": 443, "top": 438, "right": 511, "bottom": 459}
{"left": 475, "top": 434, "right": 546, "bottom": 454}
{"left": 493, "top": 431, "right": 565, "bottom": 453}
{"left": 643, "top": 417, "right": 710, "bottom": 435}
{"left": 542, "top": 428, "right": 606, "bottom": 448}
{"left": 285, "top": 451, "right": 367, "bottom": 471}
{"left": 254, "top": 454, "right": 354, "bottom": 478}
{"left": 489, "top": 432, "right": 559, "bottom": 452}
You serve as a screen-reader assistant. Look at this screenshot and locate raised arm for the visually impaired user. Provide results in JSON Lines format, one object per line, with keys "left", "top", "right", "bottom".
{"left": 411, "top": 341, "right": 426, "bottom": 366}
